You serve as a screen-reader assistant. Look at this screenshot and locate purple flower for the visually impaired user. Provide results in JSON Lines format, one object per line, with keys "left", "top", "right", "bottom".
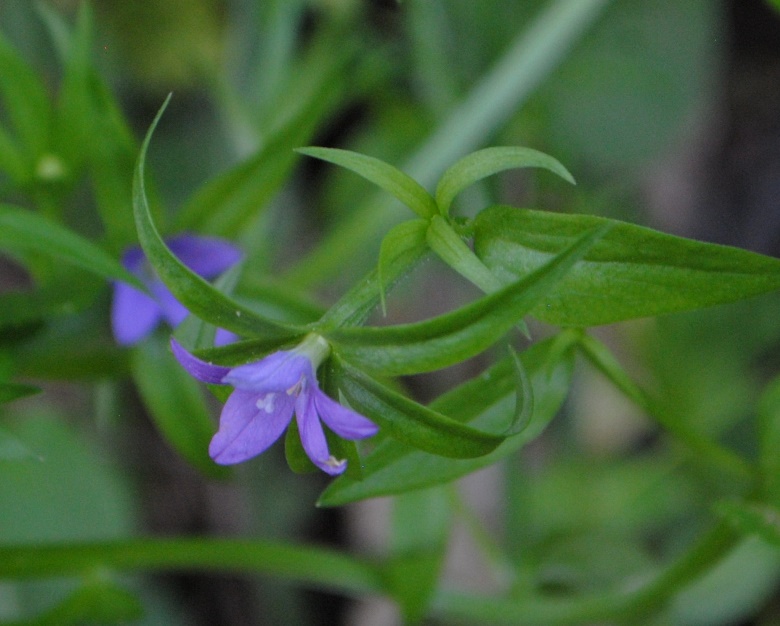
{"left": 112, "top": 234, "right": 242, "bottom": 345}
{"left": 170, "top": 334, "right": 379, "bottom": 475}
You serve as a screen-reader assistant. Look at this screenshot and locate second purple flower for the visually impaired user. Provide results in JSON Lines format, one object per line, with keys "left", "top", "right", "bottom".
{"left": 112, "top": 234, "right": 242, "bottom": 345}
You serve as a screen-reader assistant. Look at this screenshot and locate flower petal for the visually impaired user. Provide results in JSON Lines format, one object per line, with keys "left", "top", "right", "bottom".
{"left": 167, "top": 234, "right": 242, "bottom": 278}
{"left": 214, "top": 328, "right": 238, "bottom": 346}
{"left": 111, "top": 282, "right": 162, "bottom": 345}
{"left": 224, "top": 352, "right": 313, "bottom": 393}
{"left": 209, "top": 389, "right": 294, "bottom": 464}
{"left": 314, "top": 390, "right": 379, "bottom": 440}
{"left": 296, "top": 391, "right": 346, "bottom": 475}
{"left": 151, "top": 281, "right": 190, "bottom": 328}
{"left": 170, "top": 338, "right": 232, "bottom": 384}
{"left": 120, "top": 246, "right": 146, "bottom": 273}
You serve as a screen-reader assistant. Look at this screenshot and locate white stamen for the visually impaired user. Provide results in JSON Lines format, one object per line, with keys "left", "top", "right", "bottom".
{"left": 287, "top": 376, "right": 305, "bottom": 396}
{"left": 324, "top": 456, "right": 346, "bottom": 470}
{"left": 256, "top": 393, "right": 276, "bottom": 413}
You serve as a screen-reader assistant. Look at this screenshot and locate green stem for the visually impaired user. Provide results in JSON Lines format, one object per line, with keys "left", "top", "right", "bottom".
{"left": 578, "top": 333, "right": 756, "bottom": 485}
{"left": 446, "top": 485, "right": 518, "bottom": 590}
{"left": 432, "top": 522, "right": 738, "bottom": 624}
{"left": 427, "top": 215, "right": 503, "bottom": 293}
{"left": 0, "top": 538, "right": 385, "bottom": 597}
{"left": 285, "top": 0, "right": 610, "bottom": 287}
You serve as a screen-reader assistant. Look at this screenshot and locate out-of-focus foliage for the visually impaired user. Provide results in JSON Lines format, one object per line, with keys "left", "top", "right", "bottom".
{"left": 2, "top": 1, "right": 780, "bottom": 625}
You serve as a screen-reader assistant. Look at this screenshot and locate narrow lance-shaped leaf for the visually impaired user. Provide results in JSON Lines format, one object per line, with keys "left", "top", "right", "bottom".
{"left": 426, "top": 215, "right": 503, "bottom": 292}
{"left": 435, "top": 146, "right": 575, "bottom": 215}
{"left": 507, "top": 346, "right": 534, "bottom": 435}
{"left": 377, "top": 219, "right": 429, "bottom": 315}
{"left": 296, "top": 147, "right": 438, "bottom": 219}
{"left": 0, "top": 31, "right": 51, "bottom": 162}
{"left": 0, "top": 382, "right": 40, "bottom": 405}
{"left": 133, "top": 95, "right": 301, "bottom": 340}
{"left": 316, "top": 224, "right": 430, "bottom": 331}
{"left": 0, "top": 204, "right": 143, "bottom": 289}
{"left": 284, "top": 0, "right": 608, "bottom": 288}
{"left": 716, "top": 500, "right": 780, "bottom": 548}
{"left": 474, "top": 205, "right": 780, "bottom": 326}
{"left": 319, "top": 334, "right": 577, "bottom": 506}
{"left": 0, "top": 117, "right": 26, "bottom": 182}
{"left": 0, "top": 277, "right": 99, "bottom": 330}
{"left": 334, "top": 358, "right": 505, "bottom": 459}
{"left": 758, "top": 375, "right": 780, "bottom": 506}
{"left": 175, "top": 32, "right": 352, "bottom": 237}
{"left": 326, "top": 225, "right": 607, "bottom": 376}
{"left": 174, "top": 127, "right": 301, "bottom": 236}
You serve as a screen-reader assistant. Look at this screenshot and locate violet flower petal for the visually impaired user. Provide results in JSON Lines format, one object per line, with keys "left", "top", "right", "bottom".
{"left": 120, "top": 246, "right": 146, "bottom": 273}
{"left": 112, "top": 234, "right": 242, "bottom": 346}
{"left": 214, "top": 329, "right": 238, "bottom": 346}
{"left": 296, "top": 390, "right": 345, "bottom": 475}
{"left": 224, "top": 352, "right": 312, "bottom": 393}
{"left": 151, "top": 281, "right": 190, "bottom": 327}
{"left": 170, "top": 338, "right": 231, "bottom": 384}
{"left": 167, "top": 234, "right": 242, "bottom": 277}
{"left": 111, "top": 283, "right": 162, "bottom": 346}
{"left": 210, "top": 389, "right": 295, "bottom": 464}
{"left": 314, "top": 390, "right": 379, "bottom": 439}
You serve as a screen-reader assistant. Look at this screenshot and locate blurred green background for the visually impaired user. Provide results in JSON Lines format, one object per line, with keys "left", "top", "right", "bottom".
{"left": 3, "top": 0, "right": 780, "bottom": 624}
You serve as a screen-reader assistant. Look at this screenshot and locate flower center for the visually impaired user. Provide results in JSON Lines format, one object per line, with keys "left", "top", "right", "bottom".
{"left": 255, "top": 393, "right": 276, "bottom": 413}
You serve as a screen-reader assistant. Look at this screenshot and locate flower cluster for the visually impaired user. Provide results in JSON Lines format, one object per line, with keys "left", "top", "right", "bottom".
{"left": 171, "top": 334, "right": 378, "bottom": 475}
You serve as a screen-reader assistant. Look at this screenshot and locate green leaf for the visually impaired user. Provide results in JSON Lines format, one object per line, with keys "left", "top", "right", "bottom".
{"left": 21, "top": 579, "right": 143, "bottom": 625}
{"left": 0, "top": 381, "right": 40, "bottom": 404}
{"left": 426, "top": 214, "right": 503, "bottom": 292}
{"left": 0, "top": 415, "right": 136, "bottom": 542}
{"left": 507, "top": 345, "right": 534, "bottom": 434}
{"left": 175, "top": 98, "right": 329, "bottom": 237}
{"left": 285, "top": 0, "right": 608, "bottom": 287}
{"left": 716, "top": 500, "right": 780, "bottom": 548}
{"left": 11, "top": 313, "right": 130, "bottom": 381}
{"left": 0, "top": 425, "right": 41, "bottom": 462}
{"left": 435, "top": 147, "right": 575, "bottom": 215}
{"left": 388, "top": 488, "right": 451, "bottom": 621}
{"left": 49, "top": 2, "right": 139, "bottom": 244}
{"left": 326, "top": 225, "right": 606, "bottom": 375}
{"left": 759, "top": 375, "right": 780, "bottom": 507}
{"left": 317, "top": 230, "right": 430, "bottom": 331}
{"left": 0, "top": 30, "right": 51, "bottom": 164}
{"left": 131, "top": 335, "right": 229, "bottom": 480}
{"left": 285, "top": 418, "right": 317, "bottom": 474}
{"left": 132, "top": 95, "right": 302, "bottom": 340}
{"left": 80, "top": 81, "right": 138, "bottom": 246}
{"left": 334, "top": 358, "right": 506, "bottom": 459}
{"left": 296, "top": 147, "right": 438, "bottom": 219}
{"left": 319, "top": 335, "right": 576, "bottom": 505}
{"left": 0, "top": 122, "right": 26, "bottom": 181}
{"left": 377, "top": 218, "right": 429, "bottom": 314}
{"left": 474, "top": 205, "right": 780, "bottom": 326}
{"left": 0, "top": 204, "right": 143, "bottom": 289}
{"left": 50, "top": 0, "right": 93, "bottom": 166}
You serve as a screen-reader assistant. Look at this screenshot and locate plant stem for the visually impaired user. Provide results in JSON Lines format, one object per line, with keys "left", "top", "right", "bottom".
{"left": 0, "top": 538, "right": 385, "bottom": 597}
{"left": 431, "top": 522, "right": 738, "bottom": 624}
